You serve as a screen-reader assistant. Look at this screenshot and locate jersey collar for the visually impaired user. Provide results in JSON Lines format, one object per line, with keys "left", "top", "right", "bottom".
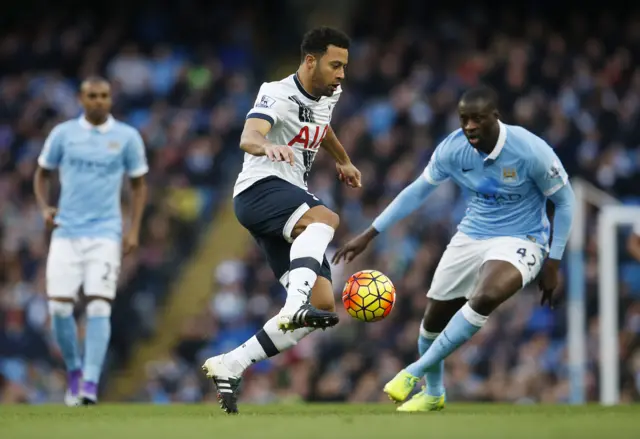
{"left": 483, "top": 120, "right": 507, "bottom": 162}
{"left": 293, "top": 73, "right": 321, "bottom": 102}
{"left": 79, "top": 114, "right": 114, "bottom": 133}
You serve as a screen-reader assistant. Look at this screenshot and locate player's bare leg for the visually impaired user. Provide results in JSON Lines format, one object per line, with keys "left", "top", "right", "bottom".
{"left": 423, "top": 298, "right": 467, "bottom": 333}
{"left": 48, "top": 297, "right": 82, "bottom": 407}
{"left": 277, "top": 205, "right": 340, "bottom": 331}
{"left": 386, "top": 261, "right": 522, "bottom": 403}
{"left": 203, "top": 276, "right": 335, "bottom": 414}
{"left": 397, "top": 298, "right": 465, "bottom": 412}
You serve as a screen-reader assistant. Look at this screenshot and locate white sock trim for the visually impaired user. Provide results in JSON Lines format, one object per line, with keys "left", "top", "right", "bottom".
{"left": 419, "top": 321, "right": 439, "bottom": 340}
{"left": 86, "top": 299, "right": 111, "bottom": 317}
{"left": 48, "top": 301, "right": 74, "bottom": 317}
{"left": 461, "top": 303, "right": 488, "bottom": 327}
{"left": 306, "top": 222, "right": 336, "bottom": 238}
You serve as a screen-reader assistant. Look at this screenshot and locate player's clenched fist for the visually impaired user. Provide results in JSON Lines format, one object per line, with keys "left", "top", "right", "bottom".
{"left": 264, "top": 144, "right": 295, "bottom": 166}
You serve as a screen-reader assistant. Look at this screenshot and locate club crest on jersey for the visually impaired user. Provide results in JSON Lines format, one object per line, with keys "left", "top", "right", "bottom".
{"left": 288, "top": 96, "right": 315, "bottom": 123}
{"left": 108, "top": 141, "right": 120, "bottom": 150}
{"left": 502, "top": 168, "right": 517, "bottom": 183}
{"left": 256, "top": 95, "right": 276, "bottom": 108}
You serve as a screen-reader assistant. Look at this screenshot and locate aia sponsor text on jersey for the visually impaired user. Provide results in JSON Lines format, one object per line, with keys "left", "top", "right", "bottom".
{"left": 287, "top": 125, "right": 328, "bottom": 150}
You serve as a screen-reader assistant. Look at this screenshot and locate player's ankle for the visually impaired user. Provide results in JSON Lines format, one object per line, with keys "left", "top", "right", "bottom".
{"left": 221, "top": 353, "right": 245, "bottom": 376}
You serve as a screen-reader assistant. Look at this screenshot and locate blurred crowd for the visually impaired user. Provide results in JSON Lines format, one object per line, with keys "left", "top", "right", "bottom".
{"left": 0, "top": 1, "right": 262, "bottom": 402}
{"left": 2, "top": 2, "right": 640, "bottom": 404}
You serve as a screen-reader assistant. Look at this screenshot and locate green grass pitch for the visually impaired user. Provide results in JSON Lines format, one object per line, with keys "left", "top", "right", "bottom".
{"left": 2, "top": 403, "right": 638, "bottom": 439}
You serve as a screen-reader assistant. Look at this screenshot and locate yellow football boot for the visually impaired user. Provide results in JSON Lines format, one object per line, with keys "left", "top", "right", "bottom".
{"left": 383, "top": 370, "right": 419, "bottom": 403}
{"left": 397, "top": 390, "right": 445, "bottom": 412}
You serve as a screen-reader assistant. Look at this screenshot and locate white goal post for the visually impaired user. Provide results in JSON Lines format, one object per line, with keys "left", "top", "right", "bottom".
{"left": 597, "top": 205, "right": 640, "bottom": 405}
{"left": 567, "top": 178, "right": 622, "bottom": 405}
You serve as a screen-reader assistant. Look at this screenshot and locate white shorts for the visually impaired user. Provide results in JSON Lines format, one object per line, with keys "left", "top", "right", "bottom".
{"left": 46, "top": 237, "right": 121, "bottom": 300}
{"left": 427, "top": 232, "right": 544, "bottom": 301}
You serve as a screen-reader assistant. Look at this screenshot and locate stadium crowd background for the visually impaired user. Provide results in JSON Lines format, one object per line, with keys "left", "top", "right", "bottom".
{"left": 1, "top": 1, "right": 640, "bottom": 404}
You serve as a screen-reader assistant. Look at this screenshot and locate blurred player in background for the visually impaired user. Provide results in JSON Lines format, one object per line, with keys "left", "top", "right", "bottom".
{"left": 202, "top": 27, "right": 361, "bottom": 414}
{"left": 334, "top": 85, "right": 575, "bottom": 412}
{"left": 34, "top": 77, "right": 148, "bottom": 405}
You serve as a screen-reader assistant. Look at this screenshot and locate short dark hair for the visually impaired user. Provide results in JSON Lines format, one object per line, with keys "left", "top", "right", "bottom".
{"left": 300, "top": 26, "right": 350, "bottom": 60}
{"left": 80, "top": 76, "right": 109, "bottom": 89}
{"left": 460, "top": 85, "right": 499, "bottom": 110}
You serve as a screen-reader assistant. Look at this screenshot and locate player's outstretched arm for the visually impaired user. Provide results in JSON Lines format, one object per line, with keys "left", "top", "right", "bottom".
{"left": 332, "top": 176, "right": 437, "bottom": 264}
{"left": 321, "top": 126, "right": 361, "bottom": 188}
{"left": 240, "top": 118, "right": 294, "bottom": 166}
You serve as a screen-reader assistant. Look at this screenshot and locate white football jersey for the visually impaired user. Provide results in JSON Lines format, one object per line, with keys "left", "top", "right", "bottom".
{"left": 233, "top": 73, "right": 341, "bottom": 197}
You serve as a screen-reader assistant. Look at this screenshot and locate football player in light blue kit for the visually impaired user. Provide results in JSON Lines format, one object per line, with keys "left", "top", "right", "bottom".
{"left": 34, "top": 77, "right": 148, "bottom": 406}
{"left": 333, "top": 85, "right": 575, "bottom": 411}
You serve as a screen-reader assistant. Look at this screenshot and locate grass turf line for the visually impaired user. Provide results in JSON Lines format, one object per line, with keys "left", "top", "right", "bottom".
{"left": 2, "top": 403, "right": 638, "bottom": 439}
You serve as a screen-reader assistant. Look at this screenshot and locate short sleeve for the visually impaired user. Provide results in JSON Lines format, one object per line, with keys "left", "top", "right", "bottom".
{"left": 422, "top": 140, "right": 450, "bottom": 185}
{"left": 124, "top": 130, "right": 149, "bottom": 178}
{"left": 634, "top": 221, "right": 640, "bottom": 236}
{"left": 529, "top": 140, "right": 569, "bottom": 197}
{"left": 245, "top": 83, "right": 289, "bottom": 127}
{"left": 38, "top": 125, "right": 65, "bottom": 170}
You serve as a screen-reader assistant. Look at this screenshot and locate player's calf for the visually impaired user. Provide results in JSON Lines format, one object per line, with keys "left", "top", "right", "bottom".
{"left": 310, "top": 276, "right": 336, "bottom": 312}
{"left": 203, "top": 275, "right": 338, "bottom": 413}
{"left": 279, "top": 206, "right": 340, "bottom": 331}
{"left": 416, "top": 298, "right": 466, "bottom": 399}
{"left": 400, "top": 261, "right": 523, "bottom": 382}
{"left": 81, "top": 297, "right": 112, "bottom": 405}
{"left": 48, "top": 299, "right": 82, "bottom": 406}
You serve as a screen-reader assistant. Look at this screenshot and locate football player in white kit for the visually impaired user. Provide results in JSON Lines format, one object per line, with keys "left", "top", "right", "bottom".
{"left": 202, "top": 27, "right": 361, "bottom": 414}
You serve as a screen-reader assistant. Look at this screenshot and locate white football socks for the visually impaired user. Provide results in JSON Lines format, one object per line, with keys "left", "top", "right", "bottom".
{"left": 223, "top": 315, "right": 315, "bottom": 375}
{"left": 283, "top": 222, "right": 335, "bottom": 312}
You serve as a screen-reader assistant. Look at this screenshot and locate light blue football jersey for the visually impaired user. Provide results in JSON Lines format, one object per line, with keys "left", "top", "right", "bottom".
{"left": 423, "top": 121, "right": 569, "bottom": 251}
{"left": 38, "top": 115, "right": 148, "bottom": 241}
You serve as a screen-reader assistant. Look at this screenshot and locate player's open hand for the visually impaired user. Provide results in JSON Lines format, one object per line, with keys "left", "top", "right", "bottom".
{"left": 539, "top": 258, "right": 561, "bottom": 309}
{"left": 123, "top": 230, "right": 140, "bottom": 255}
{"left": 336, "top": 162, "right": 362, "bottom": 188}
{"left": 332, "top": 232, "right": 373, "bottom": 264}
{"left": 41, "top": 206, "right": 58, "bottom": 230}
{"left": 264, "top": 144, "right": 295, "bottom": 166}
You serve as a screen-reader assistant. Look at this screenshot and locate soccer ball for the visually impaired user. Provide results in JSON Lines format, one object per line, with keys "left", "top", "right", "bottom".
{"left": 342, "top": 270, "right": 396, "bottom": 322}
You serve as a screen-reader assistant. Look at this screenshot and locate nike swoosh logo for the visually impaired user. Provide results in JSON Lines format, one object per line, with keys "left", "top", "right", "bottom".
{"left": 462, "top": 168, "right": 473, "bottom": 173}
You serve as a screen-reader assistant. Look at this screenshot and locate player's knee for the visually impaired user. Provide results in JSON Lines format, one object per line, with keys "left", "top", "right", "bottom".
{"left": 301, "top": 206, "right": 340, "bottom": 231}
{"left": 319, "top": 209, "right": 340, "bottom": 230}
{"left": 422, "top": 314, "right": 444, "bottom": 334}
{"left": 48, "top": 300, "right": 74, "bottom": 317}
{"left": 422, "top": 298, "right": 465, "bottom": 333}
{"left": 86, "top": 299, "right": 112, "bottom": 318}
{"left": 467, "top": 293, "right": 499, "bottom": 316}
